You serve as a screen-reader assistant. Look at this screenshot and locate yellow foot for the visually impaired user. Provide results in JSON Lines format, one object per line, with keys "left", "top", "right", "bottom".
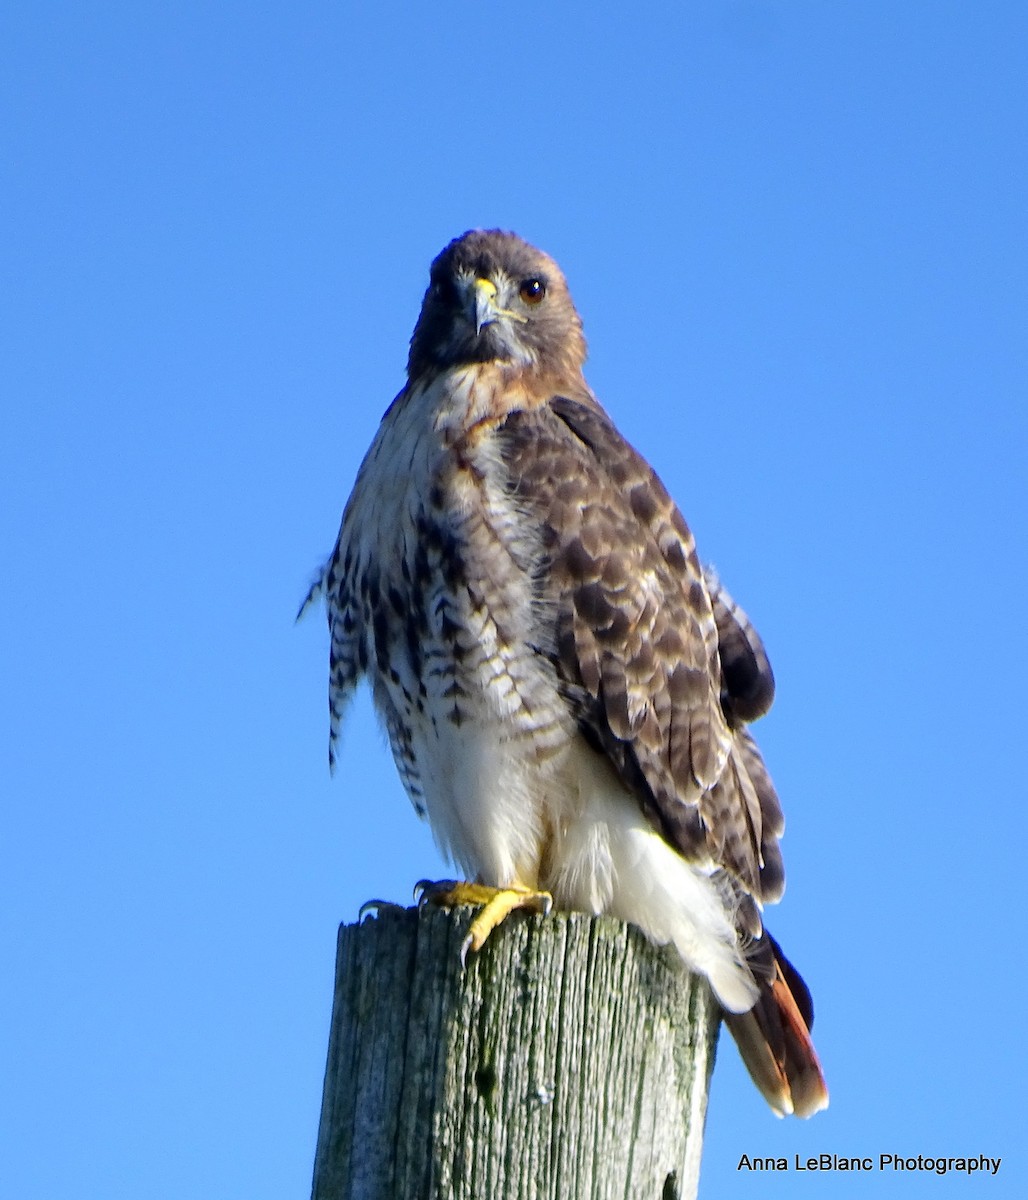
{"left": 414, "top": 879, "right": 553, "bottom": 965}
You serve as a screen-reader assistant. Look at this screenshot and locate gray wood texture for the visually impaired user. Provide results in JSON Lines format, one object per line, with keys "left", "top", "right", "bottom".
{"left": 311, "top": 904, "right": 720, "bottom": 1200}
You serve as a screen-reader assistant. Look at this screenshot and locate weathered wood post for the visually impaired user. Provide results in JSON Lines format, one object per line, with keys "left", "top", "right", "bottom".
{"left": 311, "top": 904, "right": 720, "bottom": 1200}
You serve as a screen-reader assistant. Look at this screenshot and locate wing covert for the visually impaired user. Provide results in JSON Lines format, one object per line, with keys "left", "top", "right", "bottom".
{"left": 496, "top": 397, "right": 733, "bottom": 864}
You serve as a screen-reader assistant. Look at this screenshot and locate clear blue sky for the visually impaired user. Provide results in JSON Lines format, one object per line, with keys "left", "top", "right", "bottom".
{"left": 3, "top": 3, "right": 1025, "bottom": 1196}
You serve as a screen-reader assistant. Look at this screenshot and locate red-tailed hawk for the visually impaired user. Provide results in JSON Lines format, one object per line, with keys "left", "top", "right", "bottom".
{"left": 305, "top": 229, "right": 828, "bottom": 1117}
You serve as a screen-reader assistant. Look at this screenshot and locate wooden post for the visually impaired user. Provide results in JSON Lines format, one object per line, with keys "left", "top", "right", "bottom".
{"left": 311, "top": 904, "right": 720, "bottom": 1200}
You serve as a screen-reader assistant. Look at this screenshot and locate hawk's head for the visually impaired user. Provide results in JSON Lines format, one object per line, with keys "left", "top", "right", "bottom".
{"left": 407, "top": 230, "right": 587, "bottom": 380}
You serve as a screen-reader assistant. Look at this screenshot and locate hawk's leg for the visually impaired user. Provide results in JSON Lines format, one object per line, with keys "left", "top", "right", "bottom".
{"left": 415, "top": 879, "right": 553, "bottom": 965}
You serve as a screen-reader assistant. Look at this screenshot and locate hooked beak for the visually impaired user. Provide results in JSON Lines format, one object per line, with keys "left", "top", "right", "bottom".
{"left": 471, "top": 277, "right": 500, "bottom": 335}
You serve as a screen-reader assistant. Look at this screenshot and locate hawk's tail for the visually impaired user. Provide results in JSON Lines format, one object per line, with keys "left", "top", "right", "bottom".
{"left": 724, "top": 935, "right": 829, "bottom": 1118}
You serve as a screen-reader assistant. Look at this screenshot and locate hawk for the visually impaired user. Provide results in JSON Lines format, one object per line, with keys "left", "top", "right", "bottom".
{"left": 304, "top": 229, "right": 828, "bottom": 1118}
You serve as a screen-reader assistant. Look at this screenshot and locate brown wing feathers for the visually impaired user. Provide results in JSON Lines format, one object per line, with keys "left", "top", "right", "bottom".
{"left": 706, "top": 568, "right": 776, "bottom": 724}
{"left": 499, "top": 395, "right": 773, "bottom": 881}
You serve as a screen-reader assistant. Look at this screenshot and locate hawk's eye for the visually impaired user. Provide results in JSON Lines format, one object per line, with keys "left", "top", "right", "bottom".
{"left": 519, "top": 277, "right": 546, "bottom": 305}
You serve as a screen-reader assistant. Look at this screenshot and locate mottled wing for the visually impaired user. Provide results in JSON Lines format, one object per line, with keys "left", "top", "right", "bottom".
{"left": 497, "top": 396, "right": 778, "bottom": 898}
{"left": 703, "top": 570, "right": 785, "bottom": 905}
{"left": 705, "top": 567, "right": 775, "bottom": 724}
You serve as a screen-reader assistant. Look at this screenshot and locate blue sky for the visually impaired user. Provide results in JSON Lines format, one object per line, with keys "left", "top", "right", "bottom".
{"left": 3, "top": 3, "right": 1026, "bottom": 1196}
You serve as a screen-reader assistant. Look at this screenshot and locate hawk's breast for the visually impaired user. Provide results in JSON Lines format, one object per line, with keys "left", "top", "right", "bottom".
{"left": 332, "top": 370, "right": 578, "bottom": 885}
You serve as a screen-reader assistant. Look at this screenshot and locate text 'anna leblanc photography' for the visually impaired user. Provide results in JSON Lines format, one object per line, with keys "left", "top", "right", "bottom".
{"left": 738, "top": 1153, "right": 1001, "bottom": 1176}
